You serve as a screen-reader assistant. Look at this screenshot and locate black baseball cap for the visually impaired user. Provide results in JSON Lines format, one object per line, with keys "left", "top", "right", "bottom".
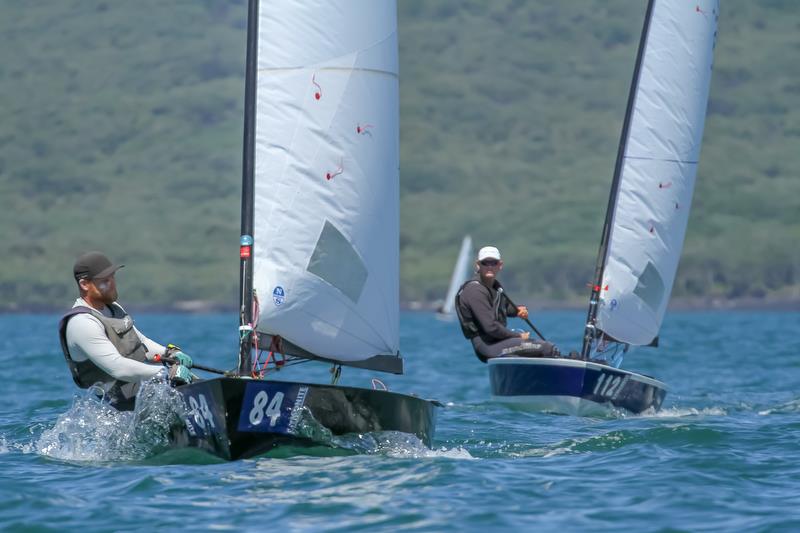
{"left": 73, "top": 251, "right": 124, "bottom": 281}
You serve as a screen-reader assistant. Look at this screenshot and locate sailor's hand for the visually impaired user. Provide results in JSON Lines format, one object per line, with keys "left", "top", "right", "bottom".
{"left": 517, "top": 306, "right": 529, "bottom": 319}
{"left": 519, "top": 331, "right": 531, "bottom": 340}
{"left": 168, "top": 364, "right": 193, "bottom": 385}
{"left": 171, "top": 351, "right": 193, "bottom": 368}
{"left": 165, "top": 343, "right": 192, "bottom": 368}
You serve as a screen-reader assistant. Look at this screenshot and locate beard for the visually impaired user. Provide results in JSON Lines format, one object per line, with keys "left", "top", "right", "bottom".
{"left": 97, "top": 285, "right": 118, "bottom": 304}
{"left": 103, "top": 288, "right": 118, "bottom": 303}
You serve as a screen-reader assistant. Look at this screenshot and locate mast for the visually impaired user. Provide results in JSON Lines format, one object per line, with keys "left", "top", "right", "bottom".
{"left": 237, "top": 0, "right": 259, "bottom": 375}
{"left": 580, "top": 0, "right": 656, "bottom": 359}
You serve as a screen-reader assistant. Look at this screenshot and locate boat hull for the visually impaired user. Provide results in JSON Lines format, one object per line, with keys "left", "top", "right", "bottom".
{"left": 169, "top": 377, "right": 437, "bottom": 460}
{"left": 488, "top": 357, "right": 666, "bottom": 415}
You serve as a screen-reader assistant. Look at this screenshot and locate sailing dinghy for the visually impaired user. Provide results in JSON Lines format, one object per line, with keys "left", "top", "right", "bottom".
{"left": 489, "top": 0, "right": 719, "bottom": 415}
{"left": 167, "top": 0, "right": 438, "bottom": 460}
{"left": 436, "top": 235, "right": 473, "bottom": 321}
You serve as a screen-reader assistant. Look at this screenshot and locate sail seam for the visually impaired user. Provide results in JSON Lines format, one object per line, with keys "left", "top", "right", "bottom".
{"left": 258, "top": 66, "right": 398, "bottom": 78}
{"left": 624, "top": 155, "right": 699, "bottom": 165}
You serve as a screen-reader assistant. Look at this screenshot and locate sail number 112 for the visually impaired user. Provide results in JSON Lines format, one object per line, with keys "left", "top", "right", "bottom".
{"left": 593, "top": 373, "right": 629, "bottom": 400}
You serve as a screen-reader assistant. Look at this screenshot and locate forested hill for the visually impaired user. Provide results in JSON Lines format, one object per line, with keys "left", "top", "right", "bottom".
{"left": 0, "top": 1, "right": 797, "bottom": 312}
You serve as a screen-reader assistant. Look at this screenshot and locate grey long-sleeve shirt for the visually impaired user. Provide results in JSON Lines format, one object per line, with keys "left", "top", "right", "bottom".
{"left": 65, "top": 298, "right": 165, "bottom": 383}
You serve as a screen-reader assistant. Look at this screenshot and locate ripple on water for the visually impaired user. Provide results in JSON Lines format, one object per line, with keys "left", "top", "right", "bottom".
{"left": 3, "top": 311, "right": 800, "bottom": 531}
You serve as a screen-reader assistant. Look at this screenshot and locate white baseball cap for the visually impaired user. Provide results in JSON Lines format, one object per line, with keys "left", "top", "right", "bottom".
{"left": 477, "top": 246, "right": 501, "bottom": 261}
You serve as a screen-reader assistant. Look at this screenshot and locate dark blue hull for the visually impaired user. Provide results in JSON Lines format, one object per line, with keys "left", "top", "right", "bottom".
{"left": 170, "top": 377, "right": 438, "bottom": 460}
{"left": 488, "top": 358, "right": 667, "bottom": 415}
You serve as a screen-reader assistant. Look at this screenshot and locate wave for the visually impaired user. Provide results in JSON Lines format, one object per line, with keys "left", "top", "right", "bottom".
{"left": 576, "top": 405, "right": 728, "bottom": 420}
{"left": 500, "top": 422, "right": 729, "bottom": 459}
{"left": 758, "top": 398, "right": 800, "bottom": 415}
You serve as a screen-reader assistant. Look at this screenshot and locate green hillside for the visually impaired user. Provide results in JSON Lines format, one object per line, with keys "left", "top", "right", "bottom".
{"left": 0, "top": 1, "right": 798, "bottom": 311}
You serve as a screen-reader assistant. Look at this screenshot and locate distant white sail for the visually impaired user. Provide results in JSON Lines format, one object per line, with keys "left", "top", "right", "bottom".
{"left": 440, "top": 235, "right": 473, "bottom": 315}
{"left": 252, "top": 1, "right": 399, "bottom": 361}
{"left": 597, "top": 0, "right": 719, "bottom": 345}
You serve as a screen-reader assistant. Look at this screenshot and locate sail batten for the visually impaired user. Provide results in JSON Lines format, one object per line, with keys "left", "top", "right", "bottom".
{"left": 592, "top": 0, "right": 719, "bottom": 347}
{"left": 251, "top": 0, "right": 400, "bottom": 367}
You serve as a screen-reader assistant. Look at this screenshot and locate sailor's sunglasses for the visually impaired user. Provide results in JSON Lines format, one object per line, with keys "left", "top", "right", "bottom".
{"left": 479, "top": 259, "right": 500, "bottom": 267}
{"left": 88, "top": 274, "right": 116, "bottom": 289}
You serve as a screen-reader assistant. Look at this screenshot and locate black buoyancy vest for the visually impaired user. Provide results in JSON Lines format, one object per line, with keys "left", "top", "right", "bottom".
{"left": 454, "top": 279, "right": 508, "bottom": 340}
{"left": 58, "top": 303, "right": 150, "bottom": 406}
{"left": 455, "top": 280, "right": 481, "bottom": 339}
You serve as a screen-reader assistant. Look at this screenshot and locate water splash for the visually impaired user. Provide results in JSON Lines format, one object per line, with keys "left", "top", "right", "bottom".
{"left": 131, "top": 378, "right": 189, "bottom": 453}
{"left": 35, "top": 378, "right": 188, "bottom": 463}
{"left": 289, "top": 406, "right": 473, "bottom": 459}
{"left": 292, "top": 406, "right": 335, "bottom": 444}
{"left": 332, "top": 431, "right": 473, "bottom": 459}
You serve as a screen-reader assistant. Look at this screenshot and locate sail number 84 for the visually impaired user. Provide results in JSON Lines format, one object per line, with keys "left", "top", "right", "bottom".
{"left": 248, "top": 390, "right": 285, "bottom": 427}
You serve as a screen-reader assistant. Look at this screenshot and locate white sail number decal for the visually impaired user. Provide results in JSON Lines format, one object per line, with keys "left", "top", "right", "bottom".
{"left": 248, "top": 390, "right": 285, "bottom": 427}
{"left": 593, "top": 373, "right": 630, "bottom": 400}
{"left": 185, "top": 393, "right": 215, "bottom": 435}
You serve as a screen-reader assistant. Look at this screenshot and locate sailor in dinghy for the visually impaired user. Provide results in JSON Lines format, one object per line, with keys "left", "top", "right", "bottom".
{"left": 58, "top": 251, "right": 193, "bottom": 411}
{"left": 486, "top": 0, "right": 717, "bottom": 416}
{"left": 455, "top": 245, "right": 559, "bottom": 362}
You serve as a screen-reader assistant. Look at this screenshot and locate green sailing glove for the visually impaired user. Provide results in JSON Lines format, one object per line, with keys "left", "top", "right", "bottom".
{"left": 166, "top": 343, "right": 192, "bottom": 368}
{"left": 168, "top": 364, "right": 193, "bottom": 385}
{"left": 172, "top": 351, "right": 193, "bottom": 368}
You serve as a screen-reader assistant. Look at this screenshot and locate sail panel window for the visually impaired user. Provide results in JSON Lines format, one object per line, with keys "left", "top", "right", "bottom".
{"left": 633, "top": 261, "right": 665, "bottom": 312}
{"left": 307, "top": 221, "right": 368, "bottom": 303}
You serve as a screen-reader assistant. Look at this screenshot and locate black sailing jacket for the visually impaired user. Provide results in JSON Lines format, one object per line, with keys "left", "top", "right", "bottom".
{"left": 455, "top": 279, "right": 519, "bottom": 343}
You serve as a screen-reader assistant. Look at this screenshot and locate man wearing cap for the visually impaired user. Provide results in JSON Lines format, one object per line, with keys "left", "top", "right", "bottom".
{"left": 58, "top": 251, "right": 193, "bottom": 410}
{"left": 455, "top": 246, "right": 556, "bottom": 362}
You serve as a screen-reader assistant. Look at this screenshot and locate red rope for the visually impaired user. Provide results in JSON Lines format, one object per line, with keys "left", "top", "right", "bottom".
{"left": 251, "top": 335, "right": 284, "bottom": 378}
{"left": 269, "top": 336, "right": 285, "bottom": 368}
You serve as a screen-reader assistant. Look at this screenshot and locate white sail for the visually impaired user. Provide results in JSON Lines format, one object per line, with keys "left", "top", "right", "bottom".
{"left": 596, "top": 0, "right": 718, "bottom": 346}
{"left": 440, "top": 235, "right": 473, "bottom": 315}
{"left": 252, "top": 1, "right": 399, "bottom": 361}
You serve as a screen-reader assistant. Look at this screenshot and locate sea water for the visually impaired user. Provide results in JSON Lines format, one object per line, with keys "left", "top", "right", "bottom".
{"left": 1, "top": 310, "right": 799, "bottom": 531}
